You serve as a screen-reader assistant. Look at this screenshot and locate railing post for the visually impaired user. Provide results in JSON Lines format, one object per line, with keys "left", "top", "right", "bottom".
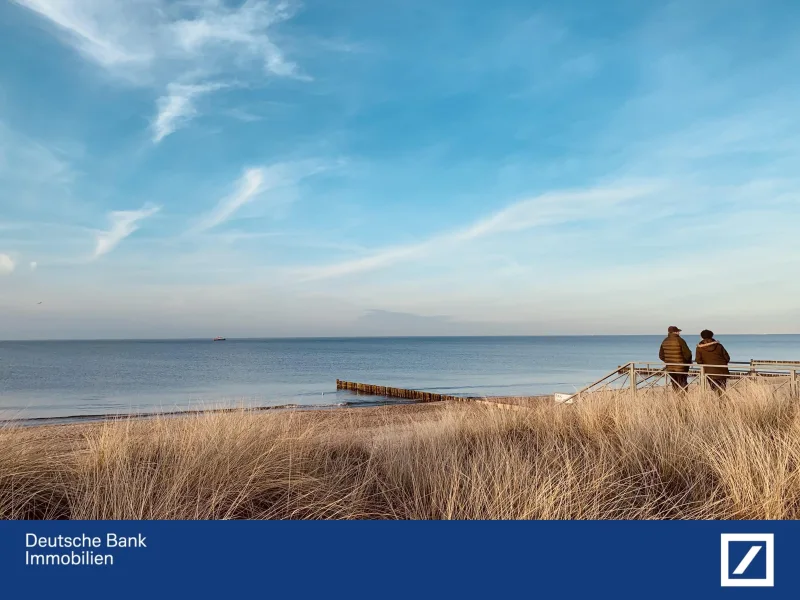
{"left": 792, "top": 369, "right": 798, "bottom": 398}
{"left": 700, "top": 365, "right": 707, "bottom": 391}
{"left": 629, "top": 363, "right": 636, "bottom": 395}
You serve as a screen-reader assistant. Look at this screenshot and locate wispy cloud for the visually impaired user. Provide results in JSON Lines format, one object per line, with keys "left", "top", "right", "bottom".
{"left": 12, "top": 0, "right": 156, "bottom": 71}
{"left": 13, "top": 0, "right": 302, "bottom": 79}
{"left": 195, "top": 168, "right": 266, "bottom": 233}
{"left": 0, "top": 254, "right": 15, "bottom": 275}
{"left": 169, "top": 0, "right": 305, "bottom": 79}
{"left": 193, "top": 161, "right": 330, "bottom": 233}
{"left": 298, "top": 183, "right": 658, "bottom": 280}
{"left": 152, "top": 81, "right": 228, "bottom": 143}
{"left": 15, "top": 0, "right": 310, "bottom": 138}
{"left": 94, "top": 204, "right": 161, "bottom": 259}
{"left": 30, "top": 261, "right": 38, "bottom": 272}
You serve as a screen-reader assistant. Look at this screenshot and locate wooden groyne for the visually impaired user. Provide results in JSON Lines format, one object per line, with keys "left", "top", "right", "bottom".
{"left": 335, "top": 380, "right": 547, "bottom": 410}
{"left": 336, "top": 380, "right": 471, "bottom": 402}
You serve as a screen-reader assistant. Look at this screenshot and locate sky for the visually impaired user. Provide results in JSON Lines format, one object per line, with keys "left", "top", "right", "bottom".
{"left": 1, "top": 0, "right": 800, "bottom": 339}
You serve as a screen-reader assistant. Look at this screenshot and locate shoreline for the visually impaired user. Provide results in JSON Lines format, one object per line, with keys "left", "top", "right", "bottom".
{"left": 0, "top": 402, "right": 454, "bottom": 458}
{"left": 0, "top": 397, "right": 424, "bottom": 428}
{"left": 2, "top": 382, "right": 798, "bottom": 520}
{"left": 0, "top": 394, "right": 550, "bottom": 428}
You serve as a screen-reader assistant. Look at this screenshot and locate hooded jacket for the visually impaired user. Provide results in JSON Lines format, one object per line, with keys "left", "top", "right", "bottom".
{"left": 659, "top": 333, "right": 692, "bottom": 372}
{"left": 695, "top": 339, "right": 731, "bottom": 376}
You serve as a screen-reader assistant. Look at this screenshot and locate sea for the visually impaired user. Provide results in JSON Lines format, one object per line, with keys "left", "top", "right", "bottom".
{"left": 1, "top": 335, "right": 800, "bottom": 422}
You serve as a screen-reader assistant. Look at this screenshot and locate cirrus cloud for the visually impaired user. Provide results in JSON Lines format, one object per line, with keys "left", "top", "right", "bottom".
{"left": 94, "top": 204, "right": 161, "bottom": 259}
{"left": 152, "top": 81, "right": 229, "bottom": 143}
{"left": 193, "top": 160, "right": 333, "bottom": 233}
{"left": 14, "top": 0, "right": 311, "bottom": 140}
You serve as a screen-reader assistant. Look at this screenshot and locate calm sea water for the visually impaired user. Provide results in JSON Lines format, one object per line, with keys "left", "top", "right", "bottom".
{"left": 2, "top": 336, "right": 800, "bottom": 421}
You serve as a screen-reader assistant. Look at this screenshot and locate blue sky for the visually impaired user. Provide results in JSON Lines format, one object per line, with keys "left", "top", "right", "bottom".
{"left": 1, "top": 0, "right": 799, "bottom": 339}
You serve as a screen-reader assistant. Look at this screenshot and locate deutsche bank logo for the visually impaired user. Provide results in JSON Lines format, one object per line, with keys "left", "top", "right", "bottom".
{"left": 720, "top": 534, "right": 774, "bottom": 587}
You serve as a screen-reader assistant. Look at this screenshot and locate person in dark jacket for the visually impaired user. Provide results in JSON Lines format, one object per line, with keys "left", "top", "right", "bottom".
{"left": 659, "top": 326, "right": 692, "bottom": 390}
{"left": 695, "top": 329, "right": 731, "bottom": 393}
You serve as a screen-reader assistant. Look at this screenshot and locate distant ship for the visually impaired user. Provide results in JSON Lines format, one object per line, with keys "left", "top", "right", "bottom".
{"left": 213, "top": 336, "right": 226, "bottom": 342}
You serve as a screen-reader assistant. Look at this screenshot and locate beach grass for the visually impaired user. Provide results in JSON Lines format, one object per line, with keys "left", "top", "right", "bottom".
{"left": 1, "top": 381, "right": 798, "bottom": 520}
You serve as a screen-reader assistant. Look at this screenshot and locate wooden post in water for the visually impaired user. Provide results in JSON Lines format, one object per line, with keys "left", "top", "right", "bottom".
{"left": 334, "top": 379, "right": 547, "bottom": 407}
{"left": 336, "top": 380, "right": 457, "bottom": 403}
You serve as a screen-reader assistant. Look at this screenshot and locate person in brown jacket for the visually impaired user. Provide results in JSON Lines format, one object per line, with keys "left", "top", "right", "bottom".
{"left": 659, "top": 326, "right": 692, "bottom": 390}
{"left": 695, "top": 329, "right": 731, "bottom": 392}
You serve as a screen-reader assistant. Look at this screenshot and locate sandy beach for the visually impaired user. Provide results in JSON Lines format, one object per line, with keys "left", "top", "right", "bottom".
{"left": 3, "top": 380, "right": 799, "bottom": 520}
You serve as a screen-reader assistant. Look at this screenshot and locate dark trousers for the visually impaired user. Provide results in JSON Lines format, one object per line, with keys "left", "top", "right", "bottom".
{"left": 668, "top": 372, "right": 689, "bottom": 391}
{"left": 709, "top": 376, "right": 727, "bottom": 394}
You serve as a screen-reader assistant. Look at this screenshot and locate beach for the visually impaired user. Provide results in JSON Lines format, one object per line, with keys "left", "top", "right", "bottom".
{"left": 3, "top": 380, "right": 799, "bottom": 520}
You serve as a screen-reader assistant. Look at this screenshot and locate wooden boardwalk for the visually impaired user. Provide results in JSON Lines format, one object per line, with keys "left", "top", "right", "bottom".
{"left": 336, "top": 380, "right": 547, "bottom": 408}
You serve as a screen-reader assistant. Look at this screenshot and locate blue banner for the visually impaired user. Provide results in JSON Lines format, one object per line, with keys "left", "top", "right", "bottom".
{"left": 0, "top": 521, "right": 795, "bottom": 598}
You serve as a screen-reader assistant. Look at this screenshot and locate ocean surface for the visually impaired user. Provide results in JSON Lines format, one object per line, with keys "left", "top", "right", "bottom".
{"left": 2, "top": 336, "right": 800, "bottom": 421}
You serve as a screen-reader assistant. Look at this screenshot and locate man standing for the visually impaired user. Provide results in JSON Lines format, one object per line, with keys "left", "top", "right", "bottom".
{"left": 695, "top": 329, "right": 731, "bottom": 393}
{"left": 659, "top": 326, "right": 692, "bottom": 390}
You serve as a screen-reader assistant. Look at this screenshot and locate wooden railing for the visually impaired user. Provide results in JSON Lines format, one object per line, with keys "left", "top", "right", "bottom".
{"left": 563, "top": 360, "right": 800, "bottom": 403}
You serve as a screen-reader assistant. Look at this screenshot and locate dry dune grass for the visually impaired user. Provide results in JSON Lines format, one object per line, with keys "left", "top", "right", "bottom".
{"left": 1, "top": 381, "right": 799, "bottom": 520}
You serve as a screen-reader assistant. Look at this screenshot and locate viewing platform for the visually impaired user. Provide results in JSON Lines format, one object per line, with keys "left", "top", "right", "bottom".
{"left": 565, "top": 359, "right": 800, "bottom": 402}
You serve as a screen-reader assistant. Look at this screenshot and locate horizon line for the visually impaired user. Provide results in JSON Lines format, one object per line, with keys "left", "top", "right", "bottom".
{"left": 2, "top": 333, "right": 798, "bottom": 343}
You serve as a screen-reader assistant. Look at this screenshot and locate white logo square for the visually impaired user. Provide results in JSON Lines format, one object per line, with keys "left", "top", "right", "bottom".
{"left": 720, "top": 533, "right": 774, "bottom": 587}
